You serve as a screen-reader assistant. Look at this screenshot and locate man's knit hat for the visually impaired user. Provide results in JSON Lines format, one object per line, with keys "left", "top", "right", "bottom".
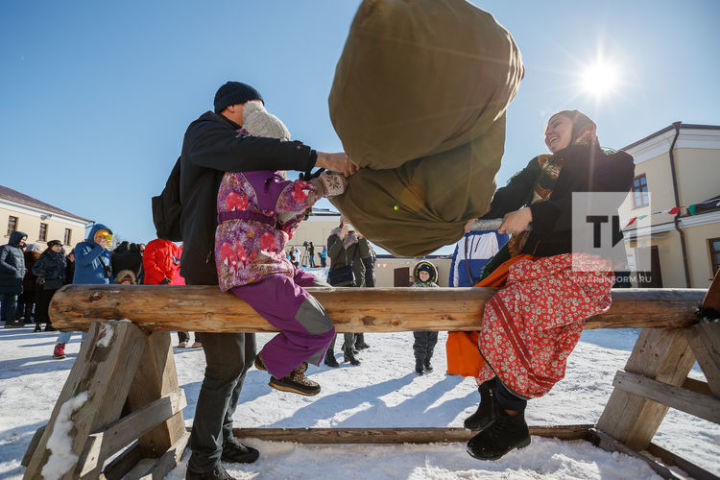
{"left": 242, "top": 101, "right": 291, "bottom": 141}
{"left": 214, "top": 81, "right": 263, "bottom": 113}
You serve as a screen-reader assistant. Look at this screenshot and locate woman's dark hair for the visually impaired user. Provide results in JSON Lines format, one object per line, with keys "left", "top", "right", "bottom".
{"left": 549, "top": 109, "right": 596, "bottom": 143}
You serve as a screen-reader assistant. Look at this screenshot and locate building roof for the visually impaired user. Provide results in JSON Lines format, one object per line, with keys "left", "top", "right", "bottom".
{"left": 621, "top": 122, "right": 720, "bottom": 151}
{"left": 0, "top": 185, "right": 92, "bottom": 223}
{"left": 308, "top": 207, "right": 341, "bottom": 217}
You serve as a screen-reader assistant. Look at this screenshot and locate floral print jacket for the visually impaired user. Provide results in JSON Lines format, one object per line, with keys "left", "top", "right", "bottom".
{"left": 215, "top": 170, "right": 318, "bottom": 291}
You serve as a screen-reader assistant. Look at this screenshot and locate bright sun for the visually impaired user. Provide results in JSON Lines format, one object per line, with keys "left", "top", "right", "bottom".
{"left": 581, "top": 61, "right": 619, "bottom": 98}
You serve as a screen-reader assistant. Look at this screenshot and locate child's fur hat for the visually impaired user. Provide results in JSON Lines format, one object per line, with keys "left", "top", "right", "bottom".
{"left": 242, "top": 101, "right": 291, "bottom": 141}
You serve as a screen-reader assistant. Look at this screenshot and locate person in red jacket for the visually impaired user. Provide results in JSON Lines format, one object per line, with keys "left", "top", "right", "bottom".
{"left": 142, "top": 239, "right": 176, "bottom": 285}
{"left": 171, "top": 244, "right": 201, "bottom": 348}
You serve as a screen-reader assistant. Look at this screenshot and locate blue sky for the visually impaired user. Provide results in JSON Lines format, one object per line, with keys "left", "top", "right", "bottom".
{"left": 1, "top": 1, "right": 718, "bottom": 253}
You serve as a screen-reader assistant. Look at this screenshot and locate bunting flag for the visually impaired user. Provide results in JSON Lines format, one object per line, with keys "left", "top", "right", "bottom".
{"left": 623, "top": 198, "right": 720, "bottom": 229}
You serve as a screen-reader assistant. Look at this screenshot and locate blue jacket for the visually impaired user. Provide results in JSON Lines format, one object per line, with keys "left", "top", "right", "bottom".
{"left": 73, "top": 224, "right": 113, "bottom": 285}
{"left": 0, "top": 231, "right": 28, "bottom": 294}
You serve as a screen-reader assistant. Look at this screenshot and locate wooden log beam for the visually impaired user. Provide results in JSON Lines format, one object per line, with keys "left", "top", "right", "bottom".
{"left": 646, "top": 442, "right": 720, "bottom": 480}
{"left": 49, "top": 285, "right": 706, "bottom": 333}
{"left": 231, "top": 425, "right": 594, "bottom": 444}
{"left": 591, "top": 429, "right": 686, "bottom": 480}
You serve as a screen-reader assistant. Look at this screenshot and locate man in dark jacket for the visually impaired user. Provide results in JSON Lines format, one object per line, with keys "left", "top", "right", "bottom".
{"left": 0, "top": 231, "right": 28, "bottom": 327}
{"left": 182, "top": 81, "right": 356, "bottom": 480}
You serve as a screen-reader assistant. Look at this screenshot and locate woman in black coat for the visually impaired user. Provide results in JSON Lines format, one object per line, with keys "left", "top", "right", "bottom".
{"left": 32, "top": 240, "right": 66, "bottom": 331}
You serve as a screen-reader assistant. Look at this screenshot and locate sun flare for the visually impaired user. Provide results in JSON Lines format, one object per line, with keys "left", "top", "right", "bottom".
{"left": 581, "top": 61, "right": 619, "bottom": 98}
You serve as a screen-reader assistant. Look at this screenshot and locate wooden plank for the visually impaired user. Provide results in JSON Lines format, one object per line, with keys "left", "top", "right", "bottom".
{"left": 646, "top": 442, "right": 720, "bottom": 480}
{"left": 79, "top": 389, "right": 186, "bottom": 476}
{"left": 23, "top": 321, "right": 147, "bottom": 480}
{"left": 591, "top": 429, "right": 684, "bottom": 480}
{"left": 682, "top": 377, "right": 714, "bottom": 397}
{"left": 612, "top": 370, "right": 720, "bottom": 424}
{"left": 126, "top": 332, "right": 187, "bottom": 459}
{"left": 124, "top": 431, "right": 190, "bottom": 480}
{"left": 21, "top": 425, "right": 45, "bottom": 467}
{"left": 230, "top": 425, "right": 594, "bottom": 444}
{"left": 687, "top": 322, "right": 720, "bottom": 398}
{"left": 100, "top": 442, "right": 142, "bottom": 480}
{"left": 49, "top": 285, "right": 705, "bottom": 333}
{"left": 596, "top": 328, "right": 697, "bottom": 451}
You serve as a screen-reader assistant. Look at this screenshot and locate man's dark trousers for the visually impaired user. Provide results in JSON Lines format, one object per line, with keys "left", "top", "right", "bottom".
{"left": 188, "top": 331, "right": 256, "bottom": 472}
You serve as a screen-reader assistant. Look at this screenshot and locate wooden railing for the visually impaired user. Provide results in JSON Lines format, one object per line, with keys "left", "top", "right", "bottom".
{"left": 22, "top": 275, "right": 720, "bottom": 480}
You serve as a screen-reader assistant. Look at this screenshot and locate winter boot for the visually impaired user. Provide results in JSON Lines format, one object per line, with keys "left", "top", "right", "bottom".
{"left": 269, "top": 363, "right": 321, "bottom": 396}
{"left": 53, "top": 343, "right": 66, "bottom": 360}
{"left": 464, "top": 380, "right": 500, "bottom": 431}
{"left": 423, "top": 360, "right": 434, "bottom": 372}
{"left": 466, "top": 409, "right": 531, "bottom": 461}
{"left": 254, "top": 352, "right": 267, "bottom": 371}
{"left": 324, "top": 353, "right": 340, "bottom": 368}
{"left": 221, "top": 437, "right": 260, "bottom": 464}
{"left": 354, "top": 333, "right": 370, "bottom": 350}
{"left": 415, "top": 359, "right": 424, "bottom": 375}
{"left": 343, "top": 347, "right": 361, "bottom": 366}
{"left": 34, "top": 324, "right": 42, "bottom": 332}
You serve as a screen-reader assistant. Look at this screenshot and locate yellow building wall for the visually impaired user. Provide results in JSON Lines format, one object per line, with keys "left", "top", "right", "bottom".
{"left": 675, "top": 148, "right": 720, "bottom": 207}
{"left": 1, "top": 206, "right": 87, "bottom": 252}
{"left": 618, "top": 151, "right": 676, "bottom": 228}
{"left": 684, "top": 223, "right": 720, "bottom": 288}
{"left": 653, "top": 232, "right": 687, "bottom": 288}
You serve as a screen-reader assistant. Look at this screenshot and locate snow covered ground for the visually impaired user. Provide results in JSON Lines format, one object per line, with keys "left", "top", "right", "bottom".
{"left": 1, "top": 325, "right": 717, "bottom": 479}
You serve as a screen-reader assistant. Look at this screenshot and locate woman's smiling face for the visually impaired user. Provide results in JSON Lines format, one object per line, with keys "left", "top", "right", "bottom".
{"left": 544, "top": 114, "right": 574, "bottom": 153}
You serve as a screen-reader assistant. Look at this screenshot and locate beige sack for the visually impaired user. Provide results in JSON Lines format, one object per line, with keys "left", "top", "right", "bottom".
{"left": 329, "top": 0, "right": 523, "bottom": 256}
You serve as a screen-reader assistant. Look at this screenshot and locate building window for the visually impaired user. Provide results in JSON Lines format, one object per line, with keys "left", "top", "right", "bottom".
{"left": 710, "top": 237, "right": 720, "bottom": 275}
{"left": 7, "top": 216, "right": 18, "bottom": 236}
{"left": 64, "top": 228, "right": 72, "bottom": 245}
{"left": 39, "top": 223, "right": 48, "bottom": 242}
{"left": 632, "top": 174, "right": 649, "bottom": 208}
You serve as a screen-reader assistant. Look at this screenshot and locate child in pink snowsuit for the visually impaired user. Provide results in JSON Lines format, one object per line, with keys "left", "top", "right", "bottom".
{"left": 215, "top": 101, "right": 344, "bottom": 396}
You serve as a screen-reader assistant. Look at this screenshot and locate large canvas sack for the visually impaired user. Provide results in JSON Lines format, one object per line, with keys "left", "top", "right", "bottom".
{"left": 329, "top": 0, "right": 523, "bottom": 256}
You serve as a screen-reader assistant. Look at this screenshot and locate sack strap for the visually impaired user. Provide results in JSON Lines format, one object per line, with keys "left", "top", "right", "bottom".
{"left": 217, "top": 210, "right": 277, "bottom": 226}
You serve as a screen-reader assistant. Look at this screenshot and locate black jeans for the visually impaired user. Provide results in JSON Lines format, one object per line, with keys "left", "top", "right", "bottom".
{"left": 35, "top": 288, "right": 58, "bottom": 327}
{"left": 1, "top": 293, "right": 18, "bottom": 323}
{"left": 412, "top": 331, "right": 438, "bottom": 364}
{"left": 188, "top": 331, "right": 256, "bottom": 473}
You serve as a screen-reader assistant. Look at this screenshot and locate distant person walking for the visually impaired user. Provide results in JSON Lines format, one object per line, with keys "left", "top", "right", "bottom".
{"left": 32, "top": 240, "right": 66, "bottom": 332}
{"left": 0, "top": 231, "right": 28, "bottom": 328}
{"left": 323, "top": 216, "right": 365, "bottom": 367}
{"left": 308, "top": 241, "right": 316, "bottom": 267}
{"left": 19, "top": 243, "right": 42, "bottom": 325}
{"left": 53, "top": 224, "right": 113, "bottom": 359}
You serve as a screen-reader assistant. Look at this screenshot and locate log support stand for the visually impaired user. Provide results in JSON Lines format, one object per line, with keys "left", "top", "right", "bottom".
{"left": 22, "top": 272, "right": 720, "bottom": 479}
